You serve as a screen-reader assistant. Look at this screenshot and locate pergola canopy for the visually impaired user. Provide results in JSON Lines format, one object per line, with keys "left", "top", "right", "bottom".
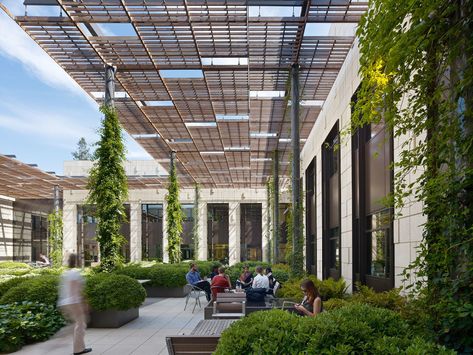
{"left": 5, "top": 0, "right": 367, "bottom": 188}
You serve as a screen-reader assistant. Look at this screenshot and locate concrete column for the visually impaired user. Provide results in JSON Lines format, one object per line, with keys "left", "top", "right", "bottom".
{"left": 162, "top": 199, "right": 169, "bottom": 263}
{"left": 129, "top": 202, "right": 142, "bottom": 262}
{"left": 262, "top": 198, "right": 269, "bottom": 262}
{"left": 62, "top": 202, "right": 77, "bottom": 264}
{"left": 228, "top": 202, "right": 240, "bottom": 265}
{"left": 198, "top": 202, "right": 208, "bottom": 260}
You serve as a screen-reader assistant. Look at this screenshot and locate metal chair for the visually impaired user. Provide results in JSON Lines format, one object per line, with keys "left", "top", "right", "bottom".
{"left": 184, "top": 284, "right": 205, "bottom": 313}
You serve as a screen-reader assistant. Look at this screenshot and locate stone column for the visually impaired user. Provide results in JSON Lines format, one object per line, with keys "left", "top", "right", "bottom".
{"left": 162, "top": 199, "right": 169, "bottom": 263}
{"left": 198, "top": 202, "right": 208, "bottom": 260}
{"left": 129, "top": 202, "right": 142, "bottom": 262}
{"left": 228, "top": 202, "right": 240, "bottom": 265}
{"left": 62, "top": 202, "right": 77, "bottom": 264}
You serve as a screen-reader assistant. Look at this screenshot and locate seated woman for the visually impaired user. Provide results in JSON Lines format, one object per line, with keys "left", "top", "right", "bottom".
{"left": 211, "top": 266, "right": 231, "bottom": 300}
{"left": 236, "top": 265, "right": 253, "bottom": 290}
{"left": 294, "top": 279, "right": 323, "bottom": 317}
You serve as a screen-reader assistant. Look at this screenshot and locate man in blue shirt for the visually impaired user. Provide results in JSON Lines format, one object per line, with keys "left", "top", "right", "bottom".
{"left": 186, "top": 263, "right": 211, "bottom": 301}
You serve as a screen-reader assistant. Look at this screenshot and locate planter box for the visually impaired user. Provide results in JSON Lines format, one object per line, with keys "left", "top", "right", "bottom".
{"left": 143, "top": 285, "right": 188, "bottom": 297}
{"left": 89, "top": 307, "right": 139, "bottom": 328}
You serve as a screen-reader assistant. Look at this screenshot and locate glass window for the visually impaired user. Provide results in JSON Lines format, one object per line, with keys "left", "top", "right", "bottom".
{"left": 142, "top": 204, "right": 163, "bottom": 260}
{"left": 367, "top": 210, "right": 391, "bottom": 278}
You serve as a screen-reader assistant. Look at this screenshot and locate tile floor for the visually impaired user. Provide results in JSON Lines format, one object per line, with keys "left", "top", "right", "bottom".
{"left": 13, "top": 297, "right": 206, "bottom": 355}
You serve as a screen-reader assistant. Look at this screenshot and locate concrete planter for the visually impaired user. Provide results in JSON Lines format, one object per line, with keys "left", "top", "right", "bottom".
{"left": 89, "top": 307, "right": 139, "bottom": 328}
{"left": 143, "top": 285, "right": 188, "bottom": 297}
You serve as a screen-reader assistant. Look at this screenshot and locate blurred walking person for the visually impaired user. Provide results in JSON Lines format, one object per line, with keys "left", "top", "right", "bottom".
{"left": 58, "top": 253, "right": 92, "bottom": 355}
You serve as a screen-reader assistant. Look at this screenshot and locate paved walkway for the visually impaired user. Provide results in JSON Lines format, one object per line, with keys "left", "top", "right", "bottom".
{"left": 13, "top": 298, "right": 206, "bottom": 355}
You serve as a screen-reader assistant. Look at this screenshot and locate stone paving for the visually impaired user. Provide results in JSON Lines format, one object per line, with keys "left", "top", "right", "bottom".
{"left": 13, "top": 298, "right": 206, "bottom": 355}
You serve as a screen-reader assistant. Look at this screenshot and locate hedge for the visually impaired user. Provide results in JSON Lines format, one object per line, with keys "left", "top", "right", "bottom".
{"left": 0, "top": 302, "right": 65, "bottom": 353}
{"left": 0, "top": 261, "right": 31, "bottom": 269}
{"left": 85, "top": 273, "right": 146, "bottom": 311}
{"left": 0, "top": 275, "right": 59, "bottom": 306}
{"left": 215, "top": 304, "right": 455, "bottom": 355}
{"left": 226, "top": 262, "right": 290, "bottom": 285}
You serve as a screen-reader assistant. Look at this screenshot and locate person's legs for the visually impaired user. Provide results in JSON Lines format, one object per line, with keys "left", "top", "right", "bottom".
{"left": 62, "top": 304, "right": 88, "bottom": 354}
{"left": 196, "top": 280, "right": 211, "bottom": 301}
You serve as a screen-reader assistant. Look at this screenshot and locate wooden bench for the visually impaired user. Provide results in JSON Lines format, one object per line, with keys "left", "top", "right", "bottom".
{"left": 212, "top": 292, "right": 246, "bottom": 319}
{"left": 166, "top": 320, "right": 236, "bottom": 355}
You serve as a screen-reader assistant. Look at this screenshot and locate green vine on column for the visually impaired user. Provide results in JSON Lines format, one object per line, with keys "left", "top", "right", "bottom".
{"left": 192, "top": 184, "right": 200, "bottom": 260}
{"left": 266, "top": 177, "right": 273, "bottom": 263}
{"left": 353, "top": 1, "right": 473, "bottom": 351}
{"left": 47, "top": 209, "right": 63, "bottom": 267}
{"left": 166, "top": 154, "right": 183, "bottom": 264}
{"left": 87, "top": 105, "right": 128, "bottom": 272}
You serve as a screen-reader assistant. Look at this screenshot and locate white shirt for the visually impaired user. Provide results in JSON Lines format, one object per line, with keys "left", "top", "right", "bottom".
{"left": 58, "top": 269, "right": 84, "bottom": 306}
{"left": 252, "top": 274, "right": 270, "bottom": 290}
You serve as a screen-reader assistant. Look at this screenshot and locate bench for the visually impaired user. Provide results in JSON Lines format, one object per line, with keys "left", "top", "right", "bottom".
{"left": 212, "top": 292, "right": 246, "bottom": 319}
{"left": 166, "top": 320, "right": 236, "bottom": 355}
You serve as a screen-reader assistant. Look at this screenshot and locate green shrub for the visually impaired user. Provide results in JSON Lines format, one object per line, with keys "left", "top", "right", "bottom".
{"left": 0, "top": 261, "right": 31, "bottom": 269}
{"left": 277, "top": 275, "right": 347, "bottom": 301}
{"left": 85, "top": 273, "right": 146, "bottom": 311}
{"left": 215, "top": 309, "right": 302, "bottom": 355}
{"left": 215, "top": 304, "right": 455, "bottom": 355}
{"left": 352, "top": 284, "right": 406, "bottom": 312}
{"left": 324, "top": 297, "right": 350, "bottom": 311}
{"left": 0, "top": 268, "right": 32, "bottom": 276}
{"left": 0, "top": 276, "right": 34, "bottom": 299}
{"left": 0, "top": 302, "right": 65, "bottom": 353}
{"left": 226, "top": 261, "right": 290, "bottom": 285}
{"left": 0, "top": 275, "right": 59, "bottom": 305}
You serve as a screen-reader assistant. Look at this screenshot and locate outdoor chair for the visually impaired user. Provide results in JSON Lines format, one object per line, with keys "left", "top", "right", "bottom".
{"left": 184, "top": 284, "right": 205, "bottom": 313}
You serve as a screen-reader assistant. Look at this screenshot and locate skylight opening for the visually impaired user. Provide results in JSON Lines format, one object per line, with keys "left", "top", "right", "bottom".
{"left": 90, "top": 91, "right": 128, "bottom": 99}
{"left": 249, "top": 91, "right": 285, "bottom": 99}
{"left": 224, "top": 146, "right": 250, "bottom": 151}
{"left": 250, "top": 132, "right": 278, "bottom": 138}
{"left": 215, "top": 114, "right": 249, "bottom": 121}
{"left": 185, "top": 122, "right": 217, "bottom": 128}
{"left": 201, "top": 57, "right": 248, "bottom": 66}
{"left": 248, "top": 6, "right": 302, "bottom": 18}
{"left": 303, "top": 23, "right": 357, "bottom": 37}
{"left": 95, "top": 23, "right": 137, "bottom": 37}
{"left": 131, "top": 133, "right": 160, "bottom": 139}
{"left": 159, "top": 70, "right": 204, "bottom": 79}
{"left": 144, "top": 101, "right": 174, "bottom": 107}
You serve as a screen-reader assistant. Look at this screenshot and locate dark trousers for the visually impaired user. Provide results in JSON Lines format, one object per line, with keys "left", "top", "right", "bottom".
{"left": 195, "top": 280, "right": 211, "bottom": 301}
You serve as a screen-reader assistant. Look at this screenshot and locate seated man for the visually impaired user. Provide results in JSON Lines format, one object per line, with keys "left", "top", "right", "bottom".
{"left": 36, "top": 253, "right": 51, "bottom": 267}
{"left": 252, "top": 265, "right": 269, "bottom": 291}
{"left": 186, "top": 263, "right": 211, "bottom": 301}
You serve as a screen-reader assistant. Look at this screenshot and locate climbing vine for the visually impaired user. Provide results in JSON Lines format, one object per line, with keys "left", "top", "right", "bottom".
{"left": 87, "top": 105, "right": 128, "bottom": 272}
{"left": 192, "top": 183, "right": 200, "bottom": 259}
{"left": 47, "top": 210, "right": 63, "bottom": 267}
{"left": 166, "top": 154, "right": 183, "bottom": 264}
{"left": 266, "top": 177, "right": 273, "bottom": 263}
{"left": 354, "top": 1, "right": 473, "bottom": 351}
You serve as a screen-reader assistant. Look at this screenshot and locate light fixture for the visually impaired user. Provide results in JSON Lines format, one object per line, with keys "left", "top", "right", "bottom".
{"left": 215, "top": 114, "right": 249, "bottom": 121}
{"left": 201, "top": 151, "right": 225, "bottom": 155}
{"left": 166, "top": 138, "right": 193, "bottom": 144}
{"left": 201, "top": 57, "right": 248, "bottom": 66}
{"left": 250, "top": 132, "right": 278, "bottom": 138}
{"left": 230, "top": 167, "right": 251, "bottom": 170}
{"left": 131, "top": 133, "right": 160, "bottom": 139}
{"left": 185, "top": 122, "right": 217, "bottom": 128}
{"left": 251, "top": 157, "right": 272, "bottom": 162}
{"left": 90, "top": 91, "right": 128, "bottom": 99}
{"left": 144, "top": 101, "right": 174, "bottom": 107}
{"left": 249, "top": 91, "right": 285, "bottom": 99}
{"left": 224, "top": 146, "right": 250, "bottom": 151}
{"left": 279, "top": 138, "right": 291, "bottom": 143}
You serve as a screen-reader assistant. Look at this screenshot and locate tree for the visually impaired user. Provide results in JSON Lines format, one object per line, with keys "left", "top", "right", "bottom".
{"left": 72, "top": 137, "right": 93, "bottom": 160}
{"left": 166, "top": 153, "right": 184, "bottom": 264}
{"left": 86, "top": 106, "right": 128, "bottom": 272}
{"left": 192, "top": 184, "right": 200, "bottom": 260}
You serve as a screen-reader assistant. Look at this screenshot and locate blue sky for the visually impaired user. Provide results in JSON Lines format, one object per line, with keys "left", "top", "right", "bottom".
{"left": 0, "top": 2, "right": 151, "bottom": 175}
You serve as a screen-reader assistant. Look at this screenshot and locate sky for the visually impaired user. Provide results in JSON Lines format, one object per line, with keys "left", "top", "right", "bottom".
{"left": 0, "top": 1, "right": 152, "bottom": 176}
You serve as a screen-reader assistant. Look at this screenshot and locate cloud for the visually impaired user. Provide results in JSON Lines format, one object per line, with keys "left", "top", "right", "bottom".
{"left": 123, "top": 133, "right": 153, "bottom": 160}
{"left": 0, "top": 8, "right": 96, "bottom": 107}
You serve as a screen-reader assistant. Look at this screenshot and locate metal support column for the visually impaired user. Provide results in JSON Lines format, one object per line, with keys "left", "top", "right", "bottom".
{"left": 53, "top": 185, "right": 60, "bottom": 213}
{"left": 272, "top": 150, "right": 279, "bottom": 263}
{"left": 291, "top": 63, "right": 301, "bottom": 271}
{"left": 105, "top": 64, "right": 116, "bottom": 108}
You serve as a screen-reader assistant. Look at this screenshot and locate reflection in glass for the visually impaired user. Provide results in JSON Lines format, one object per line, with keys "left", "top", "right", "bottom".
{"left": 367, "top": 210, "right": 391, "bottom": 278}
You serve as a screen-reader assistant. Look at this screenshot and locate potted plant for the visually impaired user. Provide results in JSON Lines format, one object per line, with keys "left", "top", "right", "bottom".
{"left": 85, "top": 274, "right": 146, "bottom": 328}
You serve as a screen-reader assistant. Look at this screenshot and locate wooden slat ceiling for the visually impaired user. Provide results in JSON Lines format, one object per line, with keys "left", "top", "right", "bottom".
{"left": 8, "top": 0, "right": 367, "bottom": 188}
{"left": 0, "top": 155, "right": 169, "bottom": 200}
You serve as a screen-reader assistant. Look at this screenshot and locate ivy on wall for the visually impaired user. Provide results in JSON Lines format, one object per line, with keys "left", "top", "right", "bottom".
{"left": 266, "top": 177, "right": 273, "bottom": 263}
{"left": 166, "top": 154, "right": 183, "bottom": 264}
{"left": 47, "top": 210, "right": 63, "bottom": 267}
{"left": 87, "top": 105, "right": 128, "bottom": 272}
{"left": 192, "top": 184, "right": 200, "bottom": 259}
{"left": 353, "top": 1, "right": 473, "bottom": 351}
